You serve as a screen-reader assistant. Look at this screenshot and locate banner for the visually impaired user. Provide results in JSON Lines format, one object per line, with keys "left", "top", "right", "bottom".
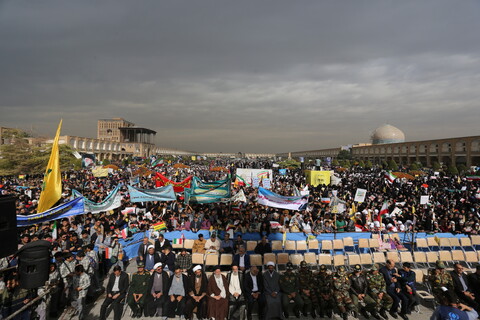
{"left": 185, "top": 178, "right": 231, "bottom": 204}
{"left": 262, "top": 178, "right": 271, "bottom": 189}
{"left": 92, "top": 167, "right": 109, "bottom": 177}
{"left": 304, "top": 170, "right": 331, "bottom": 187}
{"left": 354, "top": 188, "right": 367, "bottom": 203}
{"left": 154, "top": 173, "right": 192, "bottom": 192}
{"left": 127, "top": 185, "right": 177, "bottom": 202}
{"left": 279, "top": 169, "right": 287, "bottom": 176}
{"left": 235, "top": 169, "right": 273, "bottom": 186}
{"left": 256, "top": 187, "right": 308, "bottom": 210}
{"left": 72, "top": 185, "right": 122, "bottom": 213}
{"left": 230, "top": 189, "right": 247, "bottom": 203}
{"left": 17, "top": 197, "right": 85, "bottom": 227}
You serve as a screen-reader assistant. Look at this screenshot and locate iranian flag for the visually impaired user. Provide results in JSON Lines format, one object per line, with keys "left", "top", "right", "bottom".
{"left": 385, "top": 171, "right": 396, "bottom": 183}
{"left": 105, "top": 247, "right": 112, "bottom": 259}
{"left": 120, "top": 227, "right": 128, "bottom": 239}
{"left": 235, "top": 174, "right": 249, "bottom": 187}
{"left": 52, "top": 221, "right": 58, "bottom": 240}
{"left": 173, "top": 233, "right": 185, "bottom": 245}
{"left": 376, "top": 201, "right": 389, "bottom": 221}
{"left": 466, "top": 176, "right": 480, "bottom": 181}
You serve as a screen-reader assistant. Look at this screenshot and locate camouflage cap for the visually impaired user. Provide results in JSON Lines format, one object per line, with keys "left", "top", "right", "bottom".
{"left": 286, "top": 262, "right": 294, "bottom": 270}
{"left": 436, "top": 260, "right": 446, "bottom": 269}
{"left": 337, "top": 266, "right": 346, "bottom": 274}
{"left": 371, "top": 264, "right": 378, "bottom": 271}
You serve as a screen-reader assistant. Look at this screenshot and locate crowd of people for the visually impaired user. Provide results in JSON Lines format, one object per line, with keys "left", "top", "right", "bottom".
{"left": 0, "top": 158, "right": 480, "bottom": 320}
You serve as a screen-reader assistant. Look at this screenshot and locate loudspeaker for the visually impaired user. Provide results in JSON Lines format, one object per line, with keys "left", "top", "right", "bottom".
{"left": 16, "top": 240, "right": 51, "bottom": 289}
{"left": 0, "top": 195, "right": 17, "bottom": 259}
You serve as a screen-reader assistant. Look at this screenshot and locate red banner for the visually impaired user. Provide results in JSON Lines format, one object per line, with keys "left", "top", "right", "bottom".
{"left": 154, "top": 173, "right": 192, "bottom": 193}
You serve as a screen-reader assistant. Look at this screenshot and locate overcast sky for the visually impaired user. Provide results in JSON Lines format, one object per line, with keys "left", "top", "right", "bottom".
{"left": 1, "top": 1, "right": 479, "bottom": 153}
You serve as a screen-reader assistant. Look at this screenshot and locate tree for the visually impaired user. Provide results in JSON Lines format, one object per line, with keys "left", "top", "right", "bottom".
{"left": 409, "top": 163, "right": 419, "bottom": 171}
{"left": 102, "top": 159, "right": 110, "bottom": 166}
{"left": 357, "top": 160, "right": 365, "bottom": 168}
{"left": 457, "top": 164, "right": 467, "bottom": 174}
{"left": 332, "top": 159, "right": 340, "bottom": 166}
{"left": 381, "top": 160, "right": 389, "bottom": 169}
{"left": 447, "top": 165, "right": 459, "bottom": 176}
{"left": 365, "top": 160, "right": 373, "bottom": 169}
{"left": 432, "top": 162, "right": 441, "bottom": 171}
{"left": 388, "top": 159, "right": 398, "bottom": 171}
{"left": 337, "top": 150, "right": 352, "bottom": 160}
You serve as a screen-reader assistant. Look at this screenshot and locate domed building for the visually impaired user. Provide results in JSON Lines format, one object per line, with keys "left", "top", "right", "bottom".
{"left": 371, "top": 124, "right": 405, "bottom": 145}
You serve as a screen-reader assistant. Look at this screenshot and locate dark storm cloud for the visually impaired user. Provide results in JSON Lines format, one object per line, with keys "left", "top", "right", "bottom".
{"left": 1, "top": 0, "right": 479, "bottom": 153}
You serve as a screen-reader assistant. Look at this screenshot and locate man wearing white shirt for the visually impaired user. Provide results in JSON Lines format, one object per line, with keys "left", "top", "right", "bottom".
{"left": 227, "top": 265, "right": 246, "bottom": 320}
{"left": 204, "top": 233, "right": 221, "bottom": 254}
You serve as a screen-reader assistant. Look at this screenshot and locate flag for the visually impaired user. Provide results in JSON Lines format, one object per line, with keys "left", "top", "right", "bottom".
{"left": 321, "top": 197, "right": 331, "bottom": 204}
{"left": 105, "top": 247, "right": 111, "bottom": 259}
{"left": 385, "top": 171, "right": 396, "bottom": 183}
{"left": 282, "top": 231, "right": 287, "bottom": 247}
{"left": 153, "top": 221, "right": 167, "bottom": 231}
{"left": 173, "top": 235, "right": 184, "bottom": 245}
{"left": 376, "top": 201, "right": 389, "bottom": 221}
{"left": 349, "top": 202, "right": 357, "bottom": 222}
{"left": 120, "top": 227, "right": 128, "bottom": 239}
{"left": 466, "top": 176, "right": 480, "bottom": 181}
{"left": 38, "top": 120, "right": 63, "bottom": 213}
{"left": 52, "top": 221, "right": 58, "bottom": 240}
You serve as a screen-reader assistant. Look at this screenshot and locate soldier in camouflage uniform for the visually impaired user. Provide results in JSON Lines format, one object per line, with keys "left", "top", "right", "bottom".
{"left": 314, "top": 264, "right": 335, "bottom": 318}
{"left": 428, "top": 260, "right": 455, "bottom": 303}
{"left": 297, "top": 261, "right": 317, "bottom": 318}
{"left": 279, "top": 262, "right": 304, "bottom": 318}
{"left": 349, "top": 264, "right": 377, "bottom": 319}
{"left": 59, "top": 252, "right": 76, "bottom": 304}
{"left": 332, "top": 265, "right": 357, "bottom": 320}
{"left": 366, "top": 264, "right": 393, "bottom": 320}
{"left": 127, "top": 261, "right": 151, "bottom": 318}
{"left": 72, "top": 264, "right": 91, "bottom": 320}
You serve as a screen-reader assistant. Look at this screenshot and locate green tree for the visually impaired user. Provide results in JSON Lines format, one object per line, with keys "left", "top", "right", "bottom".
{"left": 409, "top": 163, "right": 419, "bottom": 171}
{"left": 332, "top": 159, "right": 340, "bottom": 166}
{"left": 357, "top": 160, "right": 365, "bottom": 168}
{"left": 381, "top": 160, "right": 389, "bottom": 169}
{"left": 102, "top": 159, "right": 110, "bottom": 165}
{"left": 365, "top": 160, "right": 373, "bottom": 169}
{"left": 457, "top": 164, "right": 467, "bottom": 174}
{"left": 337, "top": 150, "right": 352, "bottom": 160}
{"left": 432, "top": 162, "right": 441, "bottom": 171}
{"left": 388, "top": 159, "right": 398, "bottom": 171}
{"left": 447, "top": 165, "right": 459, "bottom": 176}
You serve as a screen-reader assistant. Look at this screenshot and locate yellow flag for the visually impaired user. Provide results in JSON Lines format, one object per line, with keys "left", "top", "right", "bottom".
{"left": 282, "top": 231, "right": 287, "bottom": 246}
{"left": 350, "top": 202, "right": 357, "bottom": 221}
{"left": 37, "top": 120, "right": 63, "bottom": 213}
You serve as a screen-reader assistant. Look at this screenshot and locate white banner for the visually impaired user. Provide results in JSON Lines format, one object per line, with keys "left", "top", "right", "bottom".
{"left": 354, "top": 188, "right": 367, "bottom": 203}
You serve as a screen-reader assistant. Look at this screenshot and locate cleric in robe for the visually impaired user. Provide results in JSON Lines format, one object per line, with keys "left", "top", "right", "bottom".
{"left": 207, "top": 266, "right": 229, "bottom": 320}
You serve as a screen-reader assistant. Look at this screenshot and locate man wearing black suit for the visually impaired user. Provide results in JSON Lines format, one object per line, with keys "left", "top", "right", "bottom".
{"left": 190, "top": 216, "right": 202, "bottom": 233}
{"left": 244, "top": 266, "right": 265, "bottom": 320}
{"left": 144, "top": 245, "right": 162, "bottom": 272}
{"left": 99, "top": 266, "right": 130, "bottom": 320}
{"left": 232, "top": 247, "right": 251, "bottom": 272}
{"left": 379, "top": 260, "right": 409, "bottom": 320}
{"left": 155, "top": 234, "right": 171, "bottom": 253}
{"left": 160, "top": 246, "right": 176, "bottom": 272}
{"left": 451, "top": 263, "right": 480, "bottom": 311}
{"left": 137, "top": 237, "right": 151, "bottom": 262}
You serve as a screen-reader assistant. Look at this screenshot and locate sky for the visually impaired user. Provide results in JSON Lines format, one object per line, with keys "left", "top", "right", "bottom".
{"left": 1, "top": 1, "right": 479, "bottom": 153}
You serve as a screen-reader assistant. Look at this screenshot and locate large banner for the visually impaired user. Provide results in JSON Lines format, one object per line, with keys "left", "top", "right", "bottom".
{"left": 92, "top": 167, "right": 109, "bottom": 177}
{"left": 72, "top": 185, "right": 122, "bottom": 213}
{"left": 235, "top": 169, "right": 273, "bottom": 187}
{"left": 128, "top": 185, "right": 177, "bottom": 202}
{"left": 82, "top": 153, "right": 95, "bottom": 168}
{"left": 185, "top": 178, "right": 231, "bottom": 204}
{"left": 154, "top": 173, "right": 192, "bottom": 192}
{"left": 304, "top": 170, "right": 331, "bottom": 187}
{"left": 17, "top": 197, "right": 85, "bottom": 227}
{"left": 256, "top": 187, "right": 307, "bottom": 210}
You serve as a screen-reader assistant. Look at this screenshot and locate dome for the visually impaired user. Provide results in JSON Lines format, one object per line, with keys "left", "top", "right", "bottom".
{"left": 371, "top": 124, "right": 405, "bottom": 145}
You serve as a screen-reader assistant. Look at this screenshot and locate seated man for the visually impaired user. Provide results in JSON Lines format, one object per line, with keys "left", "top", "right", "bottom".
{"left": 205, "top": 233, "right": 221, "bottom": 254}
{"left": 227, "top": 265, "right": 246, "bottom": 320}
{"left": 99, "top": 266, "right": 129, "bottom": 320}
{"left": 244, "top": 266, "right": 265, "bottom": 320}
{"left": 207, "top": 266, "right": 230, "bottom": 320}
{"left": 220, "top": 233, "right": 234, "bottom": 254}
{"left": 127, "top": 261, "right": 150, "bottom": 318}
{"left": 192, "top": 234, "right": 207, "bottom": 254}
{"left": 451, "top": 263, "right": 479, "bottom": 311}
{"left": 167, "top": 265, "right": 189, "bottom": 318}
{"left": 185, "top": 265, "right": 208, "bottom": 320}
{"left": 176, "top": 248, "right": 192, "bottom": 272}
{"left": 145, "top": 263, "right": 170, "bottom": 317}
{"left": 233, "top": 247, "right": 250, "bottom": 273}
{"left": 254, "top": 236, "right": 272, "bottom": 256}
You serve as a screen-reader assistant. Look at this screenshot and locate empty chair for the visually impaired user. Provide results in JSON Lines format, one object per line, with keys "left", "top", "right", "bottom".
{"left": 413, "top": 251, "right": 428, "bottom": 268}
{"left": 296, "top": 240, "right": 308, "bottom": 253}
{"left": 277, "top": 253, "right": 290, "bottom": 267}
{"left": 438, "top": 251, "right": 453, "bottom": 267}
{"left": 464, "top": 251, "right": 478, "bottom": 268}
{"left": 246, "top": 241, "right": 258, "bottom": 252}
{"left": 399, "top": 251, "right": 414, "bottom": 264}
{"left": 439, "top": 238, "right": 452, "bottom": 250}
{"left": 205, "top": 254, "right": 219, "bottom": 268}
{"left": 348, "top": 254, "right": 361, "bottom": 268}
{"left": 321, "top": 240, "right": 333, "bottom": 253}
{"left": 184, "top": 239, "right": 195, "bottom": 251}
{"left": 271, "top": 240, "right": 283, "bottom": 252}
{"left": 308, "top": 239, "right": 319, "bottom": 253}
{"left": 372, "top": 252, "right": 386, "bottom": 265}
{"left": 426, "top": 252, "right": 439, "bottom": 268}
{"left": 318, "top": 253, "right": 333, "bottom": 267}
{"left": 250, "top": 254, "right": 263, "bottom": 267}
{"left": 471, "top": 235, "right": 480, "bottom": 249}
{"left": 427, "top": 237, "right": 440, "bottom": 251}
{"left": 449, "top": 238, "right": 461, "bottom": 250}
{"left": 460, "top": 237, "right": 475, "bottom": 251}
{"left": 451, "top": 250, "right": 465, "bottom": 265}
{"left": 263, "top": 253, "right": 276, "bottom": 267}
{"left": 359, "top": 253, "right": 373, "bottom": 267}
{"left": 386, "top": 251, "right": 400, "bottom": 265}
{"left": 284, "top": 240, "right": 296, "bottom": 253}
{"left": 358, "top": 238, "right": 370, "bottom": 253}
{"left": 192, "top": 253, "right": 204, "bottom": 265}
{"left": 333, "top": 239, "right": 345, "bottom": 253}
{"left": 219, "top": 254, "right": 233, "bottom": 266}
{"left": 369, "top": 238, "right": 380, "bottom": 252}
{"left": 343, "top": 237, "right": 355, "bottom": 252}
{"left": 289, "top": 254, "right": 304, "bottom": 266}
{"left": 415, "top": 238, "right": 429, "bottom": 252}
{"left": 304, "top": 252, "right": 318, "bottom": 266}
{"left": 333, "top": 254, "right": 346, "bottom": 267}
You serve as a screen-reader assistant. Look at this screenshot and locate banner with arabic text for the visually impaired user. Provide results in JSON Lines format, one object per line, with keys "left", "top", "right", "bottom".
{"left": 256, "top": 187, "right": 307, "bottom": 210}
{"left": 17, "top": 197, "right": 85, "bottom": 227}
{"left": 128, "top": 185, "right": 177, "bottom": 202}
{"left": 72, "top": 185, "right": 122, "bottom": 213}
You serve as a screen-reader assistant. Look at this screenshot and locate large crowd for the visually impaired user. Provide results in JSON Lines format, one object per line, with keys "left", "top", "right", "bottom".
{"left": 1, "top": 159, "right": 480, "bottom": 320}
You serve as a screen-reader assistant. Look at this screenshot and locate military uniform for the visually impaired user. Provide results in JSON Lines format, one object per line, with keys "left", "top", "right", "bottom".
{"left": 297, "top": 261, "right": 317, "bottom": 317}
{"left": 314, "top": 265, "right": 335, "bottom": 318}
{"left": 332, "top": 266, "right": 356, "bottom": 320}
{"left": 366, "top": 266, "right": 393, "bottom": 319}
{"left": 279, "top": 264, "right": 304, "bottom": 317}
{"left": 128, "top": 263, "right": 151, "bottom": 318}
{"left": 349, "top": 265, "right": 376, "bottom": 319}
{"left": 72, "top": 271, "right": 91, "bottom": 320}
{"left": 428, "top": 261, "right": 454, "bottom": 302}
